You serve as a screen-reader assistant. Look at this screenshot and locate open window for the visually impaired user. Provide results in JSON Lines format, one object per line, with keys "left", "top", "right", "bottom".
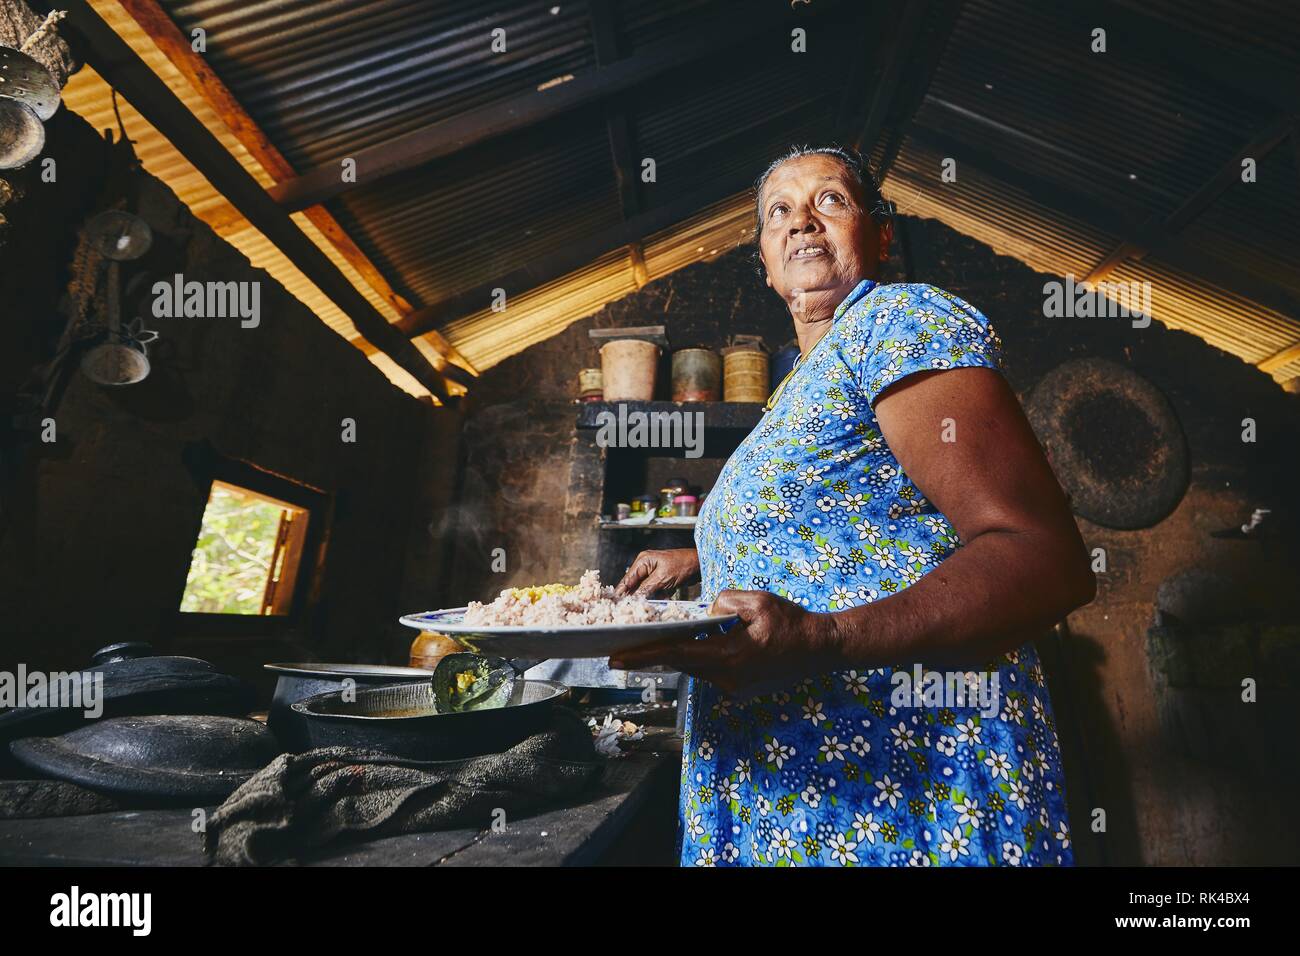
{"left": 180, "top": 480, "right": 311, "bottom": 616}
{"left": 176, "top": 449, "right": 328, "bottom": 635}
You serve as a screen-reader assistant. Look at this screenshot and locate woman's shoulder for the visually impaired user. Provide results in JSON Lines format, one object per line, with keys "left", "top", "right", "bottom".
{"left": 834, "top": 282, "right": 1005, "bottom": 399}
{"left": 842, "top": 282, "right": 999, "bottom": 341}
{"left": 861, "top": 282, "right": 989, "bottom": 322}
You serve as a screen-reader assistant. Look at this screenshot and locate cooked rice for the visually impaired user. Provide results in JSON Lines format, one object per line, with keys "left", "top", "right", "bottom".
{"left": 463, "top": 570, "right": 696, "bottom": 627}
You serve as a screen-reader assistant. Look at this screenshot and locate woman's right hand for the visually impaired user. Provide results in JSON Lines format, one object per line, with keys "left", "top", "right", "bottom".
{"left": 614, "top": 548, "right": 701, "bottom": 598}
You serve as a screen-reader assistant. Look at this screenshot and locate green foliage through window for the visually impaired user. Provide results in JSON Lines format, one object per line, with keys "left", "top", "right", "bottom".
{"left": 180, "top": 484, "right": 286, "bottom": 614}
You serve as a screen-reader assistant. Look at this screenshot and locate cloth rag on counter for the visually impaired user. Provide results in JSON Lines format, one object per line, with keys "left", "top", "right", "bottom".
{"left": 203, "top": 707, "right": 602, "bottom": 866}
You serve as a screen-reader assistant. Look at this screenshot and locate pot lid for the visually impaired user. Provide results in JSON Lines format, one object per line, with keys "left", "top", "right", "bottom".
{"left": 0, "top": 644, "right": 255, "bottom": 742}
{"left": 9, "top": 715, "right": 279, "bottom": 803}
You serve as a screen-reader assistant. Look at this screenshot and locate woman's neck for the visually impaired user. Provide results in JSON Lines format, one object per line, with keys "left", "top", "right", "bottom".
{"left": 795, "top": 315, "right": 836, "bottom": 356}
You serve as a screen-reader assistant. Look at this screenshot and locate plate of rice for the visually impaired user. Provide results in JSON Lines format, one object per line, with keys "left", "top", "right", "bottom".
{"left": 399, "top": 570, "right": 737, "bottom": 658}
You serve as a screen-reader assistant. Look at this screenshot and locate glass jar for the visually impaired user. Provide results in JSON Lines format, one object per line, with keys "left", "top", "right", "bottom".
{"left": 657, "top": 488, "right": 676, "bottom": 518}
{"left": 673, "top": 495, "right": 698, "bottom": 517}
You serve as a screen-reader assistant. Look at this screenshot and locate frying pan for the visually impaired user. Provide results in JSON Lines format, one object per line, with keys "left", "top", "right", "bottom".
{"left": 289, "top": 680, "right": 570, "bottom": 761}
{"left": 264, "top": 662, "right": 434, "bottom": 752}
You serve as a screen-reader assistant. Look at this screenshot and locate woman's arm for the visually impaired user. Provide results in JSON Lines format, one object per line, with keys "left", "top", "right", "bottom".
{"left": 835, "top": 365, "right": 1094, "bottom": 663}
{"left": 611, "top": 367, "right": 1095, "bottom": 692}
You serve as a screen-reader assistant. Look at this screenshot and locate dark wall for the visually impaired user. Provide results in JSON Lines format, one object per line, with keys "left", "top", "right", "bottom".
{"left": 450, "top": 214, "right": 1300, "bottom": 865}
{"left": 0, "top": 108, "right": 460, "bottom": 689}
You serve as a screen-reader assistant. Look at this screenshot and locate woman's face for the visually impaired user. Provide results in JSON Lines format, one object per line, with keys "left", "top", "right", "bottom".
{"left": 757, "top": 154, "right": 888, "bottom": 317}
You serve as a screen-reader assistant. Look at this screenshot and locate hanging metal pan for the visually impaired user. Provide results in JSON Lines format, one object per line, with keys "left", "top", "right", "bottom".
{"left": 0, "top": 46, "right": 61, "bottom": 121}
{"left": 0, "top": 97, "right": 43, "bottom": 169}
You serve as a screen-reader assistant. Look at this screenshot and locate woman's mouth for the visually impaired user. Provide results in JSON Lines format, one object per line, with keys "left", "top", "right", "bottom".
{"left": 790, "top": 245, "right": 829, "bottom": 260}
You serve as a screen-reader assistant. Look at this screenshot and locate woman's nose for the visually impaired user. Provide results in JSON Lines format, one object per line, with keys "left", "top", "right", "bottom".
{"left": 787, "top": 209, "right": 818, "bottom": 234}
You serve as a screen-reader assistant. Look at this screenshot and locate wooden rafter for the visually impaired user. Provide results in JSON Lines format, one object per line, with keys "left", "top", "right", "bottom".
{"left": 61, "top": 0, "right": 455, "bottom": 402}
{"left": 588, "top": 0, "right": 647, "bottom": 288}
{"left": 848, "top": 0, "right": 932, "bottom": 156}
{"left": 111, "top": 0, "right": 476, "bottom": 385}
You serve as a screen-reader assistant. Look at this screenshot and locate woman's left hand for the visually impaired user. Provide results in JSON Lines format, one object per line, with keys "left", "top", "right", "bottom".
{"left": 609, "top": 589, "right": 841, "bottom": 695}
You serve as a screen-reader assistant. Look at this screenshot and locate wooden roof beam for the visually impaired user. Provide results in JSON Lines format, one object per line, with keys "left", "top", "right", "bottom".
{"left": 62, "top": 0, "right": 453, "bottom": 402}
{"left": 113, "top": 0, "right": 477, "bottom": 383}
{"left": 848, "top": 0, "right": 932, "bottom": 156}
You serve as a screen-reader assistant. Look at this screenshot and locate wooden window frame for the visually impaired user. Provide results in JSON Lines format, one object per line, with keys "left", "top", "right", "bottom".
{"left": 176, "top": 455, "right": 329, "bottom": 637}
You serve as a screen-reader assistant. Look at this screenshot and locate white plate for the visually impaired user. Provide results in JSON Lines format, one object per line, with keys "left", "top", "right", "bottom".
{"left": 398, "top": 601, "right": 737, "bottom": 658}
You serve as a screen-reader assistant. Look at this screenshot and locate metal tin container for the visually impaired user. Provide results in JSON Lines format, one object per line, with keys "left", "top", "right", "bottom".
{"left": 671, "top": 348, "right": 721, "bottom": 401}
{"left": 600, "top": 339, "right": 659, "bottom": 401}
{"left": 577, "top": 367, "right": 603, "bottom": 401}
{"left": 722, "top": 346, "right": 770, "bottom": 403}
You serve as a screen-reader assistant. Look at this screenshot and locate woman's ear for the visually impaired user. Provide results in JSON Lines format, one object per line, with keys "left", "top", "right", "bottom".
{"left": 758, "top": 248, "right": 773, "bottom": 288}
{"left": 878, "top": 221, "right": 894, "bottom": 262}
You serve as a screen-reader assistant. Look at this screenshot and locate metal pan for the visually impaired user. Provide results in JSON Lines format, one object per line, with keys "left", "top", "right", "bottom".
{"left": 289, "top": 680, "right": 570, "bottom": 761}
{"left": 264, "top": 662, "right": 434, "bottom": 752}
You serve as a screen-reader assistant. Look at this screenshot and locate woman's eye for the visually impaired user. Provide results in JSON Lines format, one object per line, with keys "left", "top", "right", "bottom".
{"left": 768, "top": 204, "right": 788, "bottom": 220}
{"left": 822, "top": 193, "right": 844, "bottom": 206}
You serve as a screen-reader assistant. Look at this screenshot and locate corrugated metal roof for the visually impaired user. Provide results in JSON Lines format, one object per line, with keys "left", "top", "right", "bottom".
{"left": 881, "top": 0, "right": 1300, "bottom": 383}
{"left": 142, "top": 0, "right": 868, "bottom": 324}
{"left": 328, "top": 107, "right": 624, "bottom": 307}
{"left": 161, "top": 0, "right": 600, "bottom": 168}
{"left": 78, "top": 0, "right": 1300, "bottom": 389}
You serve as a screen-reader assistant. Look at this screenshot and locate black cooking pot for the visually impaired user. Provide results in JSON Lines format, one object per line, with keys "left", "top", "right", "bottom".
{"left": 264, "top": 663, "right": 433, "bottom": 752}
{"left": 289, "top": 680, "right": 571, "bottom": 760}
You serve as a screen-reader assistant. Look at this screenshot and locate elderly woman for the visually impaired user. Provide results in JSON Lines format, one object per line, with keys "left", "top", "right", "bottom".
{"left": 611, "top": 145, "right": 1094, "bottom": 867}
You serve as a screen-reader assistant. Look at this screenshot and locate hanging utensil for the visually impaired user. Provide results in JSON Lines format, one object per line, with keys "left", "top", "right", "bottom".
{"left": 0, "top": 45, "right": 61, "bottom": 169}
{"left": 78, "top": 211, "right": 158, "bottom": 386}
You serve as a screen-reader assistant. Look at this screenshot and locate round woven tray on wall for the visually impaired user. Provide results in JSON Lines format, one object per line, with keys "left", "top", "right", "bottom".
{"left": 1026, "top": 357, "right": 1189, "bottom": 530}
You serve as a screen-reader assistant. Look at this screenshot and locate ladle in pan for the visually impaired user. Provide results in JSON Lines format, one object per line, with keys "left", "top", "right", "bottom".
{"left": 430, "top": 652, "right": 544, "bottom": 713}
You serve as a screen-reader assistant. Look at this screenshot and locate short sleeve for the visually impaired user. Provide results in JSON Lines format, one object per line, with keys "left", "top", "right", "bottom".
{"left": 854, "top": 284, "right": 1004, "bottom": 405}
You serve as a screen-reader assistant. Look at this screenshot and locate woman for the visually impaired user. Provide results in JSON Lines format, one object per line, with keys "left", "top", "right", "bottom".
{"left": 611, "top": 145, "right": 1095, "bottom": 867}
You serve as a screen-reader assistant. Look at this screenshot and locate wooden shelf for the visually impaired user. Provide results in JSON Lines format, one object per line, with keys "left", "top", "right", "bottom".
{"left": 598, "top": 520, "right": 697, "bottom": 531}
{"left": 576, "top": 400, "right": 764, "bottom": 431}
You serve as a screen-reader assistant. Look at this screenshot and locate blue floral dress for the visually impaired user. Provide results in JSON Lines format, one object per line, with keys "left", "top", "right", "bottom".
{"left": 682, "top": 280, "right": 1073, "bottom": 867}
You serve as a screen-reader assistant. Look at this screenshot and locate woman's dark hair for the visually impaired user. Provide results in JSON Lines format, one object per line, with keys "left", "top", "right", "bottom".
{"left": 752, "top": 144, "right": 893, "bottom": 237}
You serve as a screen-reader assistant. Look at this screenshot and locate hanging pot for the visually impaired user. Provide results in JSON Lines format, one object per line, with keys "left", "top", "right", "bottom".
{"left": 77, "top": 212, "right": 159, "bottom": 386}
